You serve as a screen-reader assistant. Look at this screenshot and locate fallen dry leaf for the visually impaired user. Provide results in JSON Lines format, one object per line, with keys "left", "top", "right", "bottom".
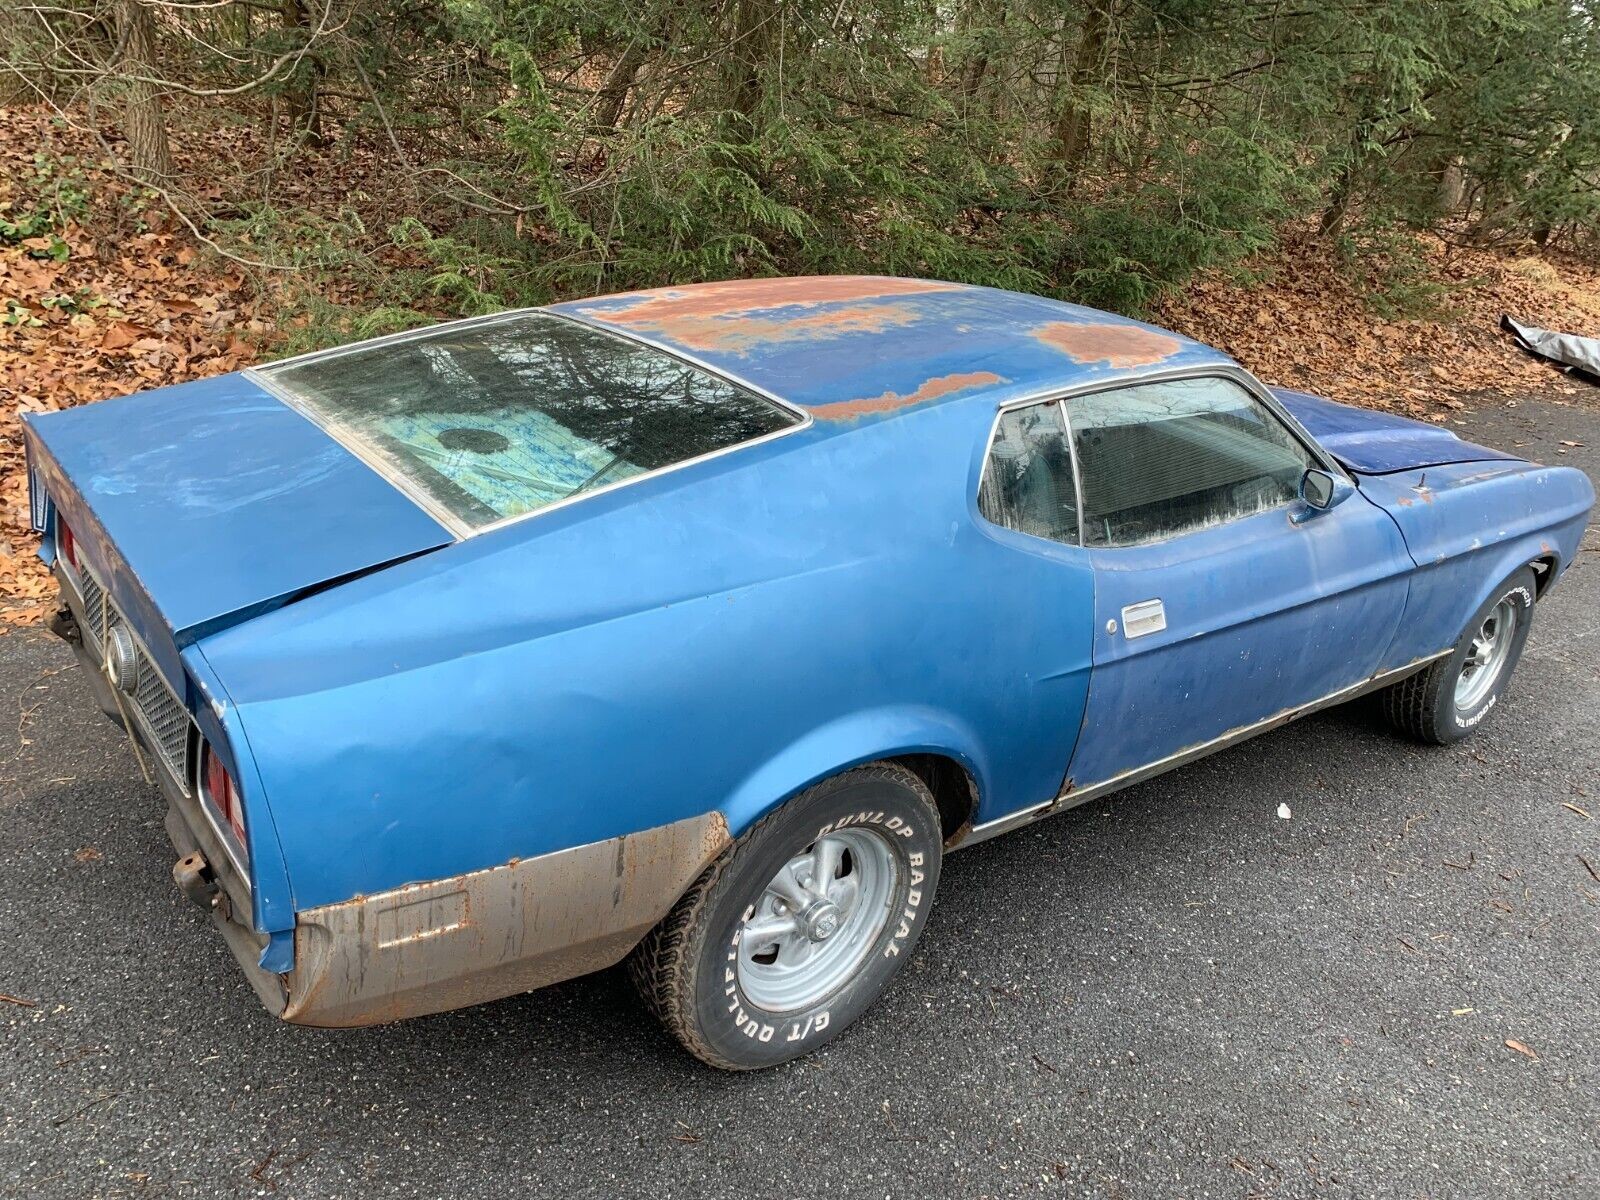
{"left": 99, "top": 320, "right": 142, "bottom": 351}
{"left": 1504, "top": 1038, "right": 1538, "bottom": 1061}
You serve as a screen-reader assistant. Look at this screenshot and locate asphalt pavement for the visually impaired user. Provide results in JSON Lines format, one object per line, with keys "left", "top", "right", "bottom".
{"left": 1, "top": 392, "right": 1596, "bottom": 1200}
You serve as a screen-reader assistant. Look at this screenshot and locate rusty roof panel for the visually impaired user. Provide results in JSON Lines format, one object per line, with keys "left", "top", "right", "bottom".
{"left": 552, "top": 276, "right": 1231, "bottom": 427}
{"left": 811, "top": 371, "right": 1007, "bottom": 421}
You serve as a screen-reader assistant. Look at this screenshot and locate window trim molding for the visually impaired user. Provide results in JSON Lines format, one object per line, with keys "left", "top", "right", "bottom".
{"left": 975, "top": 364, "right": 1348, "bottom": 551}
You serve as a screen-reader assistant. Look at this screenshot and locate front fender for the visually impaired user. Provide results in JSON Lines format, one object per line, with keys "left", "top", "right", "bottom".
{"left": 719, "top": 705, "right": 993, "bottom": 839}
{"left": 1361, "top": 461, "right": 1593, "bottom": 666}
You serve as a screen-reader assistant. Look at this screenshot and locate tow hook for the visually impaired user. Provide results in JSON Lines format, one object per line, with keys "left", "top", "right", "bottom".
{"left": 173, "top": 851, "right": 219, "bottom": 909}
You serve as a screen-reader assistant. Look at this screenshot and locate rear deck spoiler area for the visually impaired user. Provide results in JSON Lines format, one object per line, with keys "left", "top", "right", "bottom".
{"left": 21, "top": 370, "right": 454, "bottom": 651}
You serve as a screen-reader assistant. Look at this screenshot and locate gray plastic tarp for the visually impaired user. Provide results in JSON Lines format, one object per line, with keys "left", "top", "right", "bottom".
{"left": 1501, "top": 313, "right": 1600, "bottom": 383}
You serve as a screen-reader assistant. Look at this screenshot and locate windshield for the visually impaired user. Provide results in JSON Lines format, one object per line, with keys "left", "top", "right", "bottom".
{"left": 255, "top": 312, "right": 803, "bottom": 534}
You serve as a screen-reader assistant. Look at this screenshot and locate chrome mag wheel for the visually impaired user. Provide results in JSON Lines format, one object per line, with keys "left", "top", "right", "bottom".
{"left": 1455, "top": 597, "right": 1518, "bottom": 711}
{"left": 735, "top": 827, "right": 899, "bottom": 1013}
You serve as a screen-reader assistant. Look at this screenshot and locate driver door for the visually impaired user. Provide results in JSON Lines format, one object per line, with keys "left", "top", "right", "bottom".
{"left": 1062, "top": 373, "right": 1414, "bottom": 790}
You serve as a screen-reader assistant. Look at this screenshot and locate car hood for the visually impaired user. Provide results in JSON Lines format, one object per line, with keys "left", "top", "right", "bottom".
{"left": 1272, "top": 387, "right": 1520, "bottom": 475}
{"left": 23, "top": 370, "right": 454, "bottom": 644}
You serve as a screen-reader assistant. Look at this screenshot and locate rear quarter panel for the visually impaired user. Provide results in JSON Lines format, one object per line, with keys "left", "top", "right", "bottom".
{"left": 199, "top": 402, "right": 1092, "bottom": 911}
{"left": 1362, "top": 461, "right": 1593, "bottom": 668}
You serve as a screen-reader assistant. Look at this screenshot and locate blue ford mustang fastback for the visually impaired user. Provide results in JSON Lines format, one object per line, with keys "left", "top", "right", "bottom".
{"left": 22, "top": 277, "right": 1593, "bottom": 1068}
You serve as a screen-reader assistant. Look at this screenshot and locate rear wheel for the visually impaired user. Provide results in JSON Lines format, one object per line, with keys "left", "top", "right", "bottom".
{"left": 628, "top": 763, "right": 942, "bottom": 1070}
{"left": 1379, "top": 566, "right": 1537, "bottom": 744}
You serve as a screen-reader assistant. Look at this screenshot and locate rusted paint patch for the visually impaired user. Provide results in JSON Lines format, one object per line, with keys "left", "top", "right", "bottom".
{"left": 282, "top": 811, "right": 730, "bottom": 1027}
{"left": 576, "top": 276, "right": 963, "bottom": 354}
{"left": 1031, "top": 321, "right": 1182, "bottom": 368}
{"left": 634, "top": 304, "right": 927, "bottom": 354}
{"left": 590, "top": 275, "right": 961, "bottom": 320}
{"left": 811, "top": 370, "right": 1005, "bottom": 421}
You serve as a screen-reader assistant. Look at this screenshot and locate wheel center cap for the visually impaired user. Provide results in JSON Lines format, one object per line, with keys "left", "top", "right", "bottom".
{"left": 804, "top": 902, "right": 842, "bottom": 941}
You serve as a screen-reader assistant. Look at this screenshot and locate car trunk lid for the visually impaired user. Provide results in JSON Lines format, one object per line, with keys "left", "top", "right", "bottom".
{"left": 1272, "top": 387, "right": 1519, "bottom": 475}
{"left": 23, "top": 370, "right": 454, "bottom": 651}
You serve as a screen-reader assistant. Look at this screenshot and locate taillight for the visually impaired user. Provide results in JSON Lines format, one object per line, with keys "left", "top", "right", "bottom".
{"left": 200, "top": 742, "right": 248, "bottom": 862}
{"left": 57, "top": 519, "right": 78, "bottom": 570}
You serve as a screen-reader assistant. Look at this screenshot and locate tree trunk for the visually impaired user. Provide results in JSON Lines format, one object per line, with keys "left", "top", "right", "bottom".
{"left": 1468, "top": 187, "right": 1514, "bottom": 245}
{"left": 595, "top": 39, "right": 650, "bottom": 130}
{"left": 724, "top": 0, "right": 773, "bottom": 120}
{"left": 1052, "top": 0, "right": 1111, "bottom": 178}
{"left": 1319, "top": 164, "right": 1353, "bottom": 239}
{"left": 1320, "top": 119, "right": 1375, "bottom": 240}
{"left": 281, "top": 0, "right": 325, "bottom": 146}
{"left": 115, "top": 0, "right": 172, "bottom": 181}
{"left": 1432, "top": 157, "right": 1466, "bottom": 217}
{"left": 960, "top": 54, "right": 990, "bottom": 103}
{"left": 956, "top": 0, "right": 1001, "bottom": 112}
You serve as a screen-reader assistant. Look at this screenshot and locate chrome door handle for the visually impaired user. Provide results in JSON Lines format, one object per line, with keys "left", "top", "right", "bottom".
{"left": 1121, "top": 599, "right": 1166, "bottom": 639}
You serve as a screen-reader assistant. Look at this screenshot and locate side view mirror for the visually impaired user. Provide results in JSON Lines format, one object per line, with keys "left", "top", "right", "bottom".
{"left": 1300, "top": 467, "right": 1336, "bottom": 510}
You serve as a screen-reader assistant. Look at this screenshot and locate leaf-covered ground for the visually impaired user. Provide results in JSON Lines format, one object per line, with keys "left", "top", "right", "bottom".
{"left": 1, "top": 111, "right": 269, "bottom": 623}
{"left": 1157, "top": 228, "right": 1600, "bottom": 412}
{"left": 4, "top": 104, "right": 1600, "bottom": 622}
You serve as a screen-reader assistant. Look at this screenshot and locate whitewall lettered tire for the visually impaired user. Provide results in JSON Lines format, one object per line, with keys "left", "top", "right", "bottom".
{"left": 628, "top": 763, "right": 943, "bottom": 1070}
{"left": 1379, "top": 566, "right": 1537, "bottom": 744}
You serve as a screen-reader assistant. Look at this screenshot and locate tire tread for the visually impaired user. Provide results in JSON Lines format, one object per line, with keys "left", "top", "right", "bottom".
{"left": 1379, "top": 659, "right": 1450, "bottom": 744}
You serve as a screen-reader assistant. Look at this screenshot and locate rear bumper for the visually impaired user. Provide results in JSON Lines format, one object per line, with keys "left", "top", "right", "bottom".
{"left": 50, "top": 584, "right": 287, "bottom": 1016}
{"left": 153, "top": 805, "right": 726, "bottom": 1027}
{"left": 53, "top": 577, "right": 729, "bottom": 1028}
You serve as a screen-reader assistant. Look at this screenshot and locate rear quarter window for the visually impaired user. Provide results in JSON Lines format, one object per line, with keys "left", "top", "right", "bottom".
{"left": 978, "top": 401, "right": 1080, "bottom": 546}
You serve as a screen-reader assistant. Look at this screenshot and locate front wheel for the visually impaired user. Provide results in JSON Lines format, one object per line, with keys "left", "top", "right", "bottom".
{"left": 1379, "top": 566, "right": 1537, "bottom": 744}
{"left": 628, "top": 763, "right": 943, "bottom": 1070}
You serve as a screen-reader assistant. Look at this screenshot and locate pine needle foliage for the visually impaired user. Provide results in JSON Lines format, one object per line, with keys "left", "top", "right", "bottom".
{"left": 9, "top": 0, "right": 1600, "bottom": 323}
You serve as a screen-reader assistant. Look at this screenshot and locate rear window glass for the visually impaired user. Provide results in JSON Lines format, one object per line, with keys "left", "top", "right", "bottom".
{"left": 256, "top": 313, "right": 802, "bottom": 534}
